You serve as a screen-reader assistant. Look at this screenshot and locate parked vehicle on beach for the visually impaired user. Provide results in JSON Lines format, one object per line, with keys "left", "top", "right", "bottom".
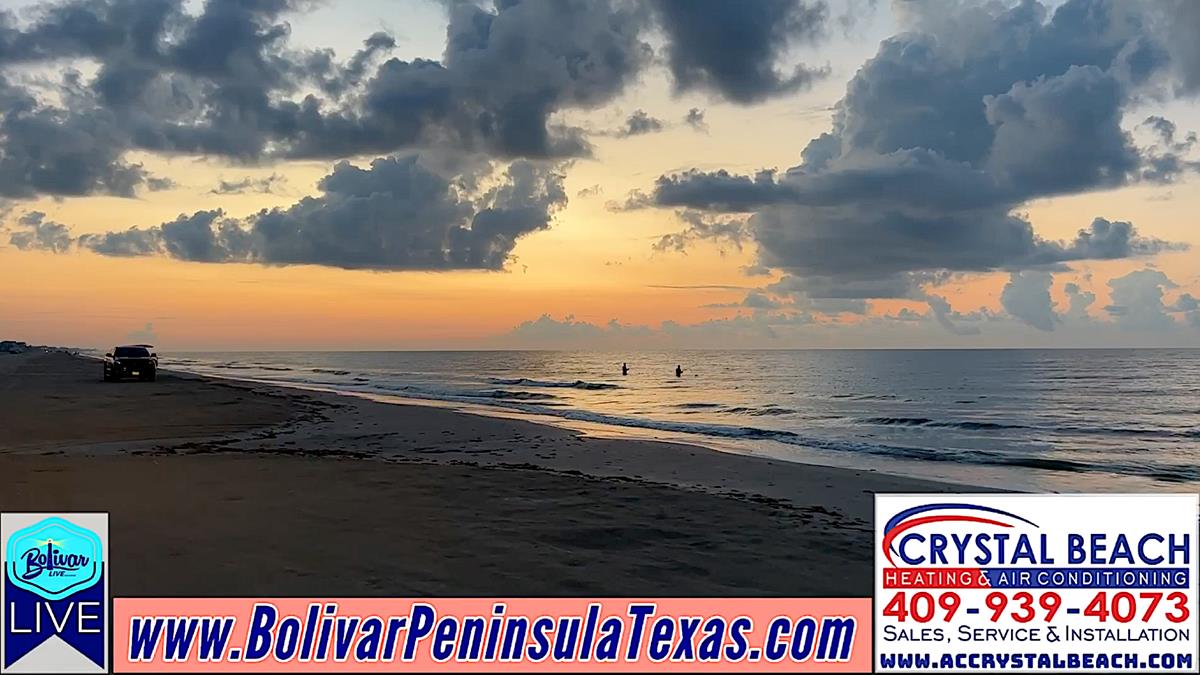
{"left": 0, "top": 340, "right": 27, "bottom": 354}
{"left": 103, "top": 345, "right": 158, "bottom": 382}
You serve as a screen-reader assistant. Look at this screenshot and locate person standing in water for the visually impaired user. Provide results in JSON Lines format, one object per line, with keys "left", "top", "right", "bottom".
{"left": 675, "top": 364, "right": 683, "bottom": 378}
{"left": 621, "top": 362, "right": 629, "bottom": 376}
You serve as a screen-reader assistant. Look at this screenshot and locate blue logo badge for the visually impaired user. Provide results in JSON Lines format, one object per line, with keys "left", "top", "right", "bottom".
{"left": 3, "top": 513, "right": 108, "bottom": 673}
{"left": 5, "top": 517, "right": 102, "bottom": 601}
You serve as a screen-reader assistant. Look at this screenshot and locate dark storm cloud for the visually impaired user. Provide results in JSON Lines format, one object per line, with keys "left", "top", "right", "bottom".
{"left": 72, "top": 155, "right": 567, "bottom": 270}
{"left": 631, "top": 0, "right": 1191, "bottom": 314}
{"left": 983, "top": 65, "right": 1138, "bottom": 195}
{"left": 1, "top": 0, "right": 896, "bottom": 203}
{"left": 0, "top": 0, "right": 300, "bottom": 195}
{"left": 286, "top": 0, "right": 652, "bottom": 160}
{"left": 649, "top": 0, "right": 830, "bottom": 103}
{"left": 0, "top": 74, "right": 149, "bottom": 199}
{"left": 0, "top": 0, "right": 656, "bottom": 199}
{"left": 72, "top": 209, "right": 248, "bottom": 261}
{"left": 1150, "top": 0, "right": 1200, "bottom": 95}
{"left": 684, "top": 107, "right": 706, "bottom": 131}
{"left": 0, "top": 0, "right": 182, "bottom": 65}
{"left": 652, "top": 169, "right": 796, "bottom": 212}
{"left": 160, "top": 209, "right": 252, "bottom": 262}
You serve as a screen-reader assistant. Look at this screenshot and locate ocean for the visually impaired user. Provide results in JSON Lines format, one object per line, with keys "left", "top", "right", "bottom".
{"left": 164, "top": 349, "right": 1200, "bottom": 492}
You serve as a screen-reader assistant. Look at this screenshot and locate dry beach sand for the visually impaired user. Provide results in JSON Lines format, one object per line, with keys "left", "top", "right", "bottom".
{"left": 0, "top": 351, "right": 965, "bottom": 596}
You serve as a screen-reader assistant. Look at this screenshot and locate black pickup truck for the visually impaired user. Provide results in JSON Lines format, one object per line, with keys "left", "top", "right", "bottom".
{"left": 103, "top": 344, "right": 158, "bottom": 382}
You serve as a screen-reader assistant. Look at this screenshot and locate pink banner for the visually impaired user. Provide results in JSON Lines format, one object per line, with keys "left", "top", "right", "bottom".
{"left": 113, "top": 597, "right": 871, "bottom": 672}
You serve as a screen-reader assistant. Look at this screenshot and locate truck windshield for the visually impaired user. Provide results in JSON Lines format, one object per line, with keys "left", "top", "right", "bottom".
{"left": 114, "top": 347, "right": 150, "bottom": 358}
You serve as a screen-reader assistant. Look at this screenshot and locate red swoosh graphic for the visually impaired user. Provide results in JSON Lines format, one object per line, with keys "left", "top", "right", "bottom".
{"left": 883, "top": 514, "right": 1013, "bottom": 565}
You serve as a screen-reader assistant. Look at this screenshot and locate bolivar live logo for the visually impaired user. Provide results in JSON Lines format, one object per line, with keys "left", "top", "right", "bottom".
{"left": 875, "top": 494, "right": 1199, "bottom": 673}
{"left": 2, "top": 513, "right": 108, "bottom": 674}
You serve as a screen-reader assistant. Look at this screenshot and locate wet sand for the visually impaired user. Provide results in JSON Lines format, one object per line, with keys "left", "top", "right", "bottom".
{"left": 0, "top": 351, "right": 964, "bottom": 596}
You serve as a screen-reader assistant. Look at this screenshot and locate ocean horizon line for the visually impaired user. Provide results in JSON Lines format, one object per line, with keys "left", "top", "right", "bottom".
{"left": 67, "top": 345, "right": 1200, "bottom": 354}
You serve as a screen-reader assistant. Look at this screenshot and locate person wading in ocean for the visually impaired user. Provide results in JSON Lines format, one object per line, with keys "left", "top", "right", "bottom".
{"left": 621, "top": 362, "right": 629, "bottom": 376}
{"left": 675, "top": 365, "right": 683, "bottom": 378}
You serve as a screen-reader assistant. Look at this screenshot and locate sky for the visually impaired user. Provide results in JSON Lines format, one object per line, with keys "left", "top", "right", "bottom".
{"left": 1, "top": 0, "right": 1199, "bottom": 350}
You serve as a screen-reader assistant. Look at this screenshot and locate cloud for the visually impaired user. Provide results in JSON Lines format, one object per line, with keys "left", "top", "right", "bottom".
{"left": 210, "top": 174, "right": 287, "bottom": 195}
{"left": 493, "top": 303, "right": 1029, "bottom": 349}
{"left": 65, "top": 155, "right": 568, "bottom": 270}
{"left": 1063, "top": 281, "right": 1097, "bottom": 320}
{"left": 627, "top": 0, "right": 1191, "bottom": 308}
{"left": 497, "top": 268, "right": 1200, "bottom": 348}
{"left": 0, "top": 0, "right": 936, "bottom": 204}
{"left": 576, "top": 184, "right": 603, "bottom": 198}
{"left": 1043, "top": 218, "right": 1186, "bottom": 261}
{"left": 0, "top": 0, "right": 657, "bottom": 201}
{"left": 291, "top": 0, "right": 653, "bottom": 159}
{"left": 1104, "top": 268, "right": 1180, "bottom": 330}
{"left": 6, "top": 211, "right": 73, "bottom": 252}
{"left": 703, "top": 291, "right": 782, "bottom": 310}
{"left": 766, "top": 270, "right": 922, "bottom": 300}
{"left": 4, "top": 0, "right": 1198, "bottom": 207}
{"left": 1137, "top": 115, "right": 1200, "bottom": 183}
{"left": 649, "top": 0, "right": 831, "bottom": 103}
{"left": 684, "top": 107, "right": 706, "bottom": 131}
{"left": 0, "top": 73, "right": 151, "bottom": 199}
{"left": 983, "top": 65, "right": 1138, "bottom": 195}
{"left": 146, "top": 176, "right": 177, "bottom": 191}
{"left": 502, "top": 314, "right": 652, "bottom": 347}
{"left": 1150, "top": 0, "right": 1200, "bottom": 95}
{"left": 652, "top": 169, "right": 792, "bottom": 211}
{"left": 1144, "top": 116, "right": 1182, "bottom": 146}
{"left": 1001, "top": 271, "right": 1058, "bottom": 332}
{"left": 125, "top": 322, "right": 158, "bottom": 344}
{"left": 922, "top": 293, "right": 982, "bottom": 336}
{"left": 1164, "top": 290, "right": 1200, "bottom": 328}
{"left": 653, "top": 210, "right": 749, "bottom": 252}
{"left": 77, "top": 224, "right": 167, "bottom": 257}
{"left": 0, "top": 0, "right": 292, "bottom": 197}
{"left": 1171, "top": 293, "right": 1199, "bottom": 313}
{"left": 500, "top": 311, "right": 815, "bottom": 349}
{"left": 618, "top": 109, "right": 664, "bottom": 137}
{"left": 306, "top": 31, "right": 397, "bottom": 99}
